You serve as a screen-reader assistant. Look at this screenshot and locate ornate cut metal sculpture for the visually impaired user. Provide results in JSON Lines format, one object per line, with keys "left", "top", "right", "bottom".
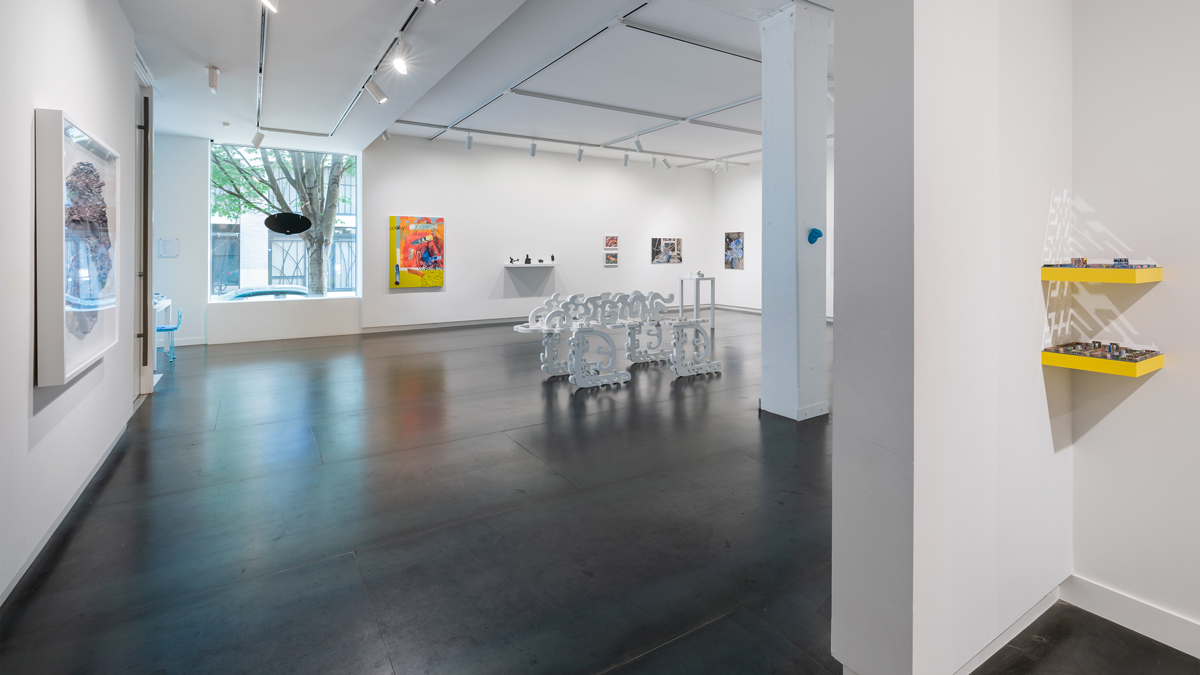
{"left": 514, "top": 289, "right": 722, "bottom": 388}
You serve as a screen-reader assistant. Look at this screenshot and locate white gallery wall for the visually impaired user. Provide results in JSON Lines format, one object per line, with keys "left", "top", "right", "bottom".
{"left": 152, "top": 134, "right": 210, "bottom": 346}
{"left": 835, "top": 0, "right": 1198, "bottom": 672}
{"left": 0, "top": 0, "right": 139, "bottom": 602}
{"left": 710, "top": 146, "right": 833, "bottom": 317}
{"left": 1067, "top": 0, "right": 1199, "bottom": 654}
{"left": 362, "top": 135, "right": 716, "bottom": 329}
{"left": 912, "top": 2, "right": 1074, "bottom": 674}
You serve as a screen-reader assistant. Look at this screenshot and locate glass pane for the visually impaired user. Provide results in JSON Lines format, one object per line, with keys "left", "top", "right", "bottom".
{"left": 209, "top": 143, "right": 357, "bottom": 301}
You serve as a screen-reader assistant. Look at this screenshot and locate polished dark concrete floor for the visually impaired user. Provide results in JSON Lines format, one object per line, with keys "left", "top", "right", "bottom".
{"left": 0, "top": 311, "right": 843, "bottom": 674}
{"left": 971, "top": 601, "right": 1200, "bottom": 675}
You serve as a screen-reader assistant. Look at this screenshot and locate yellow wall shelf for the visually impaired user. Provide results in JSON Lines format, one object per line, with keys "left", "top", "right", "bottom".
{"left": 1040, "top": 267, "right": 1162, "bottom": 283}
{"left": 1042, "top": 352, "right": 1164, "bottom": 377}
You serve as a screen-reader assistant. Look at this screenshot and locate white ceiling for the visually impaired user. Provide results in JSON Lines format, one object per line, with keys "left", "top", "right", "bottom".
{"left": 121, "top": 0, "right": 829, "bottom": 166}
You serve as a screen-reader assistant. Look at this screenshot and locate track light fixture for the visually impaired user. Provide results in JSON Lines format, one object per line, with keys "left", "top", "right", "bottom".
{"left": 634, "top": 137, "right": 643, "bottom": 153}
{"left": 652, "top": 156, "right": 657, "bottom": 169}
{"left": 465, "top": 132, "right": 472, "bottom": 150}
{"left": 663, "top": 158, "right": 671, "bottom": 169}
{"left": 623, "top": 153, "right": 629, "bottom": 167}
{"left": 208, "top": 67, "right": 219, "bottom": 94}
{"left": 252, "top": 131, "right": 265, "bottom": 148}
{"left": 365, "top": 79, "right": 388, "bottom": 104}
{"left": 260, "top": 0, "right": 278, "bottom": 12}
{"left": 393, "top": 32, "right": 409, "bottom": 74}
{"left": 529, "top": 140, "right": 536, "bottom": 157}
{"left": 723, "top": 160, "right": 729, "bottom": 172}
{"left": 576, "top": 146, "right": 583, "bottom": 162}
{"left": 381, "top": 130, "right": 391, "bottom": 141}
{"left": 711, "top": 164, "right": 719, "bottom": 173}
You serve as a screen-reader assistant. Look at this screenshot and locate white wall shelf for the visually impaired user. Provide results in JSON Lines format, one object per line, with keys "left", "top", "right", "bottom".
{"left": 505, "top": 263, "right": 556, "bottom": 268}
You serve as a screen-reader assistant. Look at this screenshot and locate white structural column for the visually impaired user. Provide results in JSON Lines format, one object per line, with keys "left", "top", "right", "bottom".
{"left": 759, "top": 3, "right": 830, "bottom": 421}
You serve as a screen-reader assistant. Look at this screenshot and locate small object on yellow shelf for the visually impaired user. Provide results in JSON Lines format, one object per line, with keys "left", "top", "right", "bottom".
{"left": 1041, "top": 351, "right": 1164, "bottom": 377}
{"left": 1040, "top": 267, "right": 1162, "bottom": 283}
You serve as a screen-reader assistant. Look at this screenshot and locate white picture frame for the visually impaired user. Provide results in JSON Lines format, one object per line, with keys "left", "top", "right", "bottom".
{"left": 35, "top": 109, "right": 121, "bottom": 386}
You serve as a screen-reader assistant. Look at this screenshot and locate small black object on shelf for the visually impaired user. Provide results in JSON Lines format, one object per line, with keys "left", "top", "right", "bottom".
{"left": 551, "top": 254, "right": 555, "bottom": 262}
{"left": 509, "top": 257, "right": 517, "bottom": 264}
{"left": 524, "top": 254, "right": 532, "bottom": 264}
{"left": 538, "top": 259, "right": 544, "bottom": 263}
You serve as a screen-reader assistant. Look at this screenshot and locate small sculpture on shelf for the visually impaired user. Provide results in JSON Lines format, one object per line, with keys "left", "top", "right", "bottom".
{"left": 538, "top": 259, "right": 544, "bottom": 263}
{"left": 1042, "top": 257, "right": 1157, "bottom": 269}
{"left": 1043, "top": 341, "right": 1160, "bottom": 363}
{"left": 509, "top": 257, "right": 517, "bottom": 264}
{"left": 551, "top": 254, "right": 555, "bottom": 262}
{"left": 525, "top": 254, "right": 532, "bottom": 265}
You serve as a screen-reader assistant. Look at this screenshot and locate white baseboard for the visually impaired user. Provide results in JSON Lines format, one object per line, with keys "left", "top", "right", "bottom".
{"left": 952, "top": 587, "right": 1061, "bottom": 675}
{"left": 714, "top": 303, "right": 762, "bottom": 315}
{"left": 1060, "top": 574, "right": 1200, "bottom": 659}
{"left": 0, "top": 423, "right": 127, "bottom": 606}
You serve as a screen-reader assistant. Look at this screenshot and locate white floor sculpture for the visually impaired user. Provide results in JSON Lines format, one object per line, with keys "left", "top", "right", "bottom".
{"left": 514, "top": 290, "right": 722, "bottom": 388}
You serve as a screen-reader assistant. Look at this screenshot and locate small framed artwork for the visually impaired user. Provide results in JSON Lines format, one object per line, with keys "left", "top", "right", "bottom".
{"left": 605, "top": 252, "right": 619, "bottom": 266}
{"left": 35, "top": 109, "right": 121, "bottom": 386}
{"left": 724, "top": 232, "right": 744, "bottom": 269}
{"left": 604, "top": 235, "right": 619, "bottom": 249}
{"left": 651, "top": 237, "right": 682, "bottom": 264}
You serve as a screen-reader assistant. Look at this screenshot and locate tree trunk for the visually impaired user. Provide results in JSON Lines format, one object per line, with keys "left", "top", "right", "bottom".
{"left": 306, "top": 238, "right": 326, "bottom": 296}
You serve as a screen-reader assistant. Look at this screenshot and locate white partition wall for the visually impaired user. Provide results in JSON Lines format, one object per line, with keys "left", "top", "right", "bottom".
{"left": 759, "top": 3, "right": 830, "bottom": 422}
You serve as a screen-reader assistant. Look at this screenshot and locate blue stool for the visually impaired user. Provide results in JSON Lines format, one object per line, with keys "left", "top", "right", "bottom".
{"left": 156, "top": 309, "right": 183, "bottom": 362}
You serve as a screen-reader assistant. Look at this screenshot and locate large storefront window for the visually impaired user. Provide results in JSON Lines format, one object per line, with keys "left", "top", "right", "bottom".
{"left": 210, "top": 143, "right": 358, "bottom": 301}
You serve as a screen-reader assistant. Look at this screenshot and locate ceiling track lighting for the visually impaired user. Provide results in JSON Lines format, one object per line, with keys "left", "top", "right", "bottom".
{"left": 529, "top": 140, "right": 536, "bottom": 157}
{"left": 623, "top": 153, "right": 629, "bottom": 167}
{"left": 465, "top": 132, "right": 472, "bottom": 149}
{"left": 381, "top": 130, "right": 391, "bottom": 141}
{"left": 364, "top": 78, "right": 388, "bottom": 104}
{"left": 393, "top": 31, "right": 409, "bottom": 74}
{"left": 711, "top": 164, "right": 719, "bottom": 173}
{"left": 260, "top": 0, "right": 278, "bottom": 12}
{"left": 634, "top": 137, "right": 644, "bottom": 153}
{"left": 662, "top": 158, "right": 672, "bottom": 169}
{"left": 576, "top": 146, "right": 583, "bottom": 162}
{"left": 252, "top": 131, "right": 265, "bottom": 148}
{"left": 723, "top": 160, "right": 729, "bottom": 172}
{"left": 652, "top": 156, "right": 657, "bottom": 169}
{"left": 207, "top": 67, "right": 219, "bottom": 94}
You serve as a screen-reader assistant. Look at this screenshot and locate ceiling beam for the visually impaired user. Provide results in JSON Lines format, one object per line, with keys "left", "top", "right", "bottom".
{"left": 618, "top": 19, "right": 761, "bottom": 63}
{"left": 508, "top": 89, "right": 682, "bottom": 122}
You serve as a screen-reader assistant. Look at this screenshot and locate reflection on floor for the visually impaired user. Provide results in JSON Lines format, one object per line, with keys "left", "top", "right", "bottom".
{"left": 971, "top": 601, "right": 1200, "bottom": 675}
{"left": 0, "top": 310, "right": 842, "bottom": 674}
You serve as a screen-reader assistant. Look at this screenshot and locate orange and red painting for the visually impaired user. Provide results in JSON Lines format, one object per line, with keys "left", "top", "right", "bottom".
{"left": 389, "top": 216, "right": 444, "bottom": 288}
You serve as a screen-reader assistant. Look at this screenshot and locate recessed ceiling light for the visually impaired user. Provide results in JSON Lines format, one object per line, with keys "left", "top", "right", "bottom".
{"left": 261, "top": 0, "right": 278, "bottom": 12}
{"left": 222, "top": 122, "right": 230, "bottom": 127}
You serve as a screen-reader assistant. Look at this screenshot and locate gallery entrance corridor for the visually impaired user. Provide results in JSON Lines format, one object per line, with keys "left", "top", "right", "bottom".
{"left": 0, "top": 311, "right": 841, "bottom": 674}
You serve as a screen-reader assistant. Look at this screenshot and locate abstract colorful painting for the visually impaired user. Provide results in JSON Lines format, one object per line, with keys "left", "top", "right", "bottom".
{"left": 604, "top": 235, "right": 619, "bottom": 249}
{"left": 650, "top": 237, "right": 682, "bottom": 264}
{"left": 389, "top": 216, "right": 444, "bottom": 288}
{"left": 724, "top": 232, "right": 744, "bottom": 270}
{"left": 605, "top": 252, "right": 618, "bottom": 266}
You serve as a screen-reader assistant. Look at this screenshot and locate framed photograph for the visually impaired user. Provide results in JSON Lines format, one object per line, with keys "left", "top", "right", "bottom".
{"left": 605, "top": 252, "right": 618, "bottom": 266}
{"left": 35, "top": 109, "right": 120, "bottom": 386}
{"left": 724, "top": 232, "right": 745, "bottom": 270}
{"left": 651, "top": 237, "right": 682, "bottom": 264}
{"left": 604, "top": 235, "right": 619, "bottom": 249}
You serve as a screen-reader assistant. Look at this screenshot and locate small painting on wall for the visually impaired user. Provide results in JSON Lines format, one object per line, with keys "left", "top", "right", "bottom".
{"left": 651, "top": 237, "right": 682, "bottom": 264}
{"left": 604, "top": 235, "right": 619, "bottom": 249}
{"left": 389, "top": 216, "right": 444, "bottom": 288}
{"left": 605, "top": 252, "right": 618, "bottom": 266}
{"left": 724, "top": 232, "right": 744, "bottom": 270}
